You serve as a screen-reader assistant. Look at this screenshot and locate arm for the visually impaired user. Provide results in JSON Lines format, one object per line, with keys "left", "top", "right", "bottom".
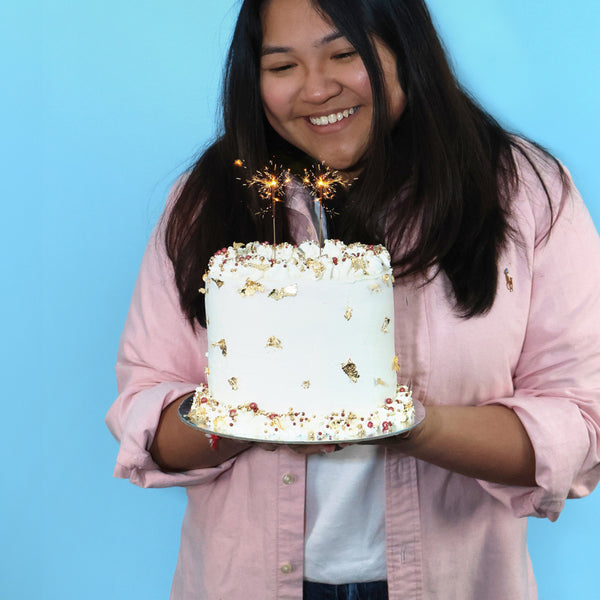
{"left": 150, "top": 396, "right": 251, "bottom": 470}
{"left": 390, "top": 161, "right": 600, "bottom": 518}
{"left": 106, "top": 187, "right": 251, "bottom": 487}
{"left": 395, "top": 405, "right": 536, "bottom": 486}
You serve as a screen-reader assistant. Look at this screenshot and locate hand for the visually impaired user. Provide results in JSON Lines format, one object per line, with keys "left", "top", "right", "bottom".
{"left": 254, "top": 442, "right": 345, "bottom": 455}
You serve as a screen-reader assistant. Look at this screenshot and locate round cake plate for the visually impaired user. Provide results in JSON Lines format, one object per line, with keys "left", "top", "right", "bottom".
{"left": 178, "top": 395, "right": 425, "bottom": 445}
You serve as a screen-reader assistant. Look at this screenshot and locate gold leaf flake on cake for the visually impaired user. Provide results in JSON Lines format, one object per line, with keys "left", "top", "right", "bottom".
{"left": 233, "top": 242, "right": 244, "bottom": 250}
{"left": 239, "top": 279, "right": 265, "bottom": 297}
{"left": 205, "top": 366, "right": 210, "bottom": 375}
{"left": 268, "top": 284, "right": 298, "bottom": 300}
{"left": 375, "top": 378, "right": 386, "bottom": 386}
{"left": 249, "top": 261, "right": 270, "bottom": 272}
{"left": 393, "top": 356, "right": 400, "bottom": 372}
{"left": 381, "top": 317, "right": 390, "bottom": 333}
{"left": 199, "top": 287, "right": 207, "bottom": 295}
{"left": 302, "top": 380, "right": 311, "bottom": 389}
{"left": 341, "top": 359, "right": 360, "bottom": 383}
{"left": 371, "top": 283, "right": 382, "bottom": 293}
{"left": 211, "top": 278, "right": 224, "bottom": 288}
{"left": 228, "top": 377, "right": 239, "bottom": 391}
{"left": 266, "top": 336, "right": 283, "bottom": 349}
{"left": 344, "top": 306, "right": 353, "bottom": 321}
{"left": 382, "top": 273, "right": 391, "bottom": 285}
{"left": 351, "top": 257, "right": 368, "bottom": 274}
{"left": 306, "top": 259, "right": 326, "bottom": 279}
{"left": 212, "top": 339, "right": 227, "bottom": 356}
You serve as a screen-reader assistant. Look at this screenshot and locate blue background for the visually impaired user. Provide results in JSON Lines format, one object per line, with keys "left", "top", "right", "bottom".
{"left": 1, "top": 1, "right": 598, "bottom": 598}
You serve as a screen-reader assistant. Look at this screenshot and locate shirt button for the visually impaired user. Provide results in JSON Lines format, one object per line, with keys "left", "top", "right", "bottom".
{"left": 280, "top": 562, "right": 293, "bottom": 574}
{"left": 281, "top": 473, "right": 295, "bottom": 485}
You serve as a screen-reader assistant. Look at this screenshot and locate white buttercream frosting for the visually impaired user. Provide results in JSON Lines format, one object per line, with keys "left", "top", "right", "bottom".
{"left": 189, "top": 240, "right": 413, "bottom": 442}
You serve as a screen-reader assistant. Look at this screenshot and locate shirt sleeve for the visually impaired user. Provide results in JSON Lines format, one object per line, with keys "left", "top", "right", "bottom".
{"left": 479, "top": 160, "right": 600, "bottom": 521}
{"left": 105, "top": 191, "right": 237, "bottom": 489}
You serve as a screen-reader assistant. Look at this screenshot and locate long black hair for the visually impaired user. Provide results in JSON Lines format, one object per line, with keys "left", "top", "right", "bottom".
{"left": 165, "top": 0, "right": 563, "bottom": 327}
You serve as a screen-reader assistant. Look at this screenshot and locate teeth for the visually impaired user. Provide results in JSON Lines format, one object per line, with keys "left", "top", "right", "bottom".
{"left": 310, "top": 106, "right": 357, "bottom": 126}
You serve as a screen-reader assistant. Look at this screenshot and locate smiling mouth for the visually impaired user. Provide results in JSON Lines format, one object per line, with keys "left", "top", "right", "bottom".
{"left": 308, "top": 106, "right": 359, "bottom": 126}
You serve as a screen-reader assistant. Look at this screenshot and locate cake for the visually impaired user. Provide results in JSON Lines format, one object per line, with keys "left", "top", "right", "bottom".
{"left": 187, "top": 239, "right": 414, "bottom": 442}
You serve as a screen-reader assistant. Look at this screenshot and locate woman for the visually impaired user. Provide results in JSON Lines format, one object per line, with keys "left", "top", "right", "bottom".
{"left": 106, "top": 0, "right": 600, "bottom": 598}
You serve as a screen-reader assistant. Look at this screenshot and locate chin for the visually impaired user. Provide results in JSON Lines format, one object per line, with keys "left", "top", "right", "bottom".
{"left": 318, "top": 156, "right": 364, "bottom": 174}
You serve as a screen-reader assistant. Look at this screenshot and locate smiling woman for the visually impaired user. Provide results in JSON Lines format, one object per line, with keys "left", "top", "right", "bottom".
{"left": 105, "top": 0, "right": 600, "bottom": 598}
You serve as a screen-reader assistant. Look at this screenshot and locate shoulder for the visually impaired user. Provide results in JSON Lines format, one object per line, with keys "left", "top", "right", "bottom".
{"left": 507, "top": 138, "right": 573, "bottom": 245}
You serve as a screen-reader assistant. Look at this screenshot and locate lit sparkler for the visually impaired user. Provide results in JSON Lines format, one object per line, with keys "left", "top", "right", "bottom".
{"left": 242, "top": 160, "right": 292, "bottom": 260}
{"left": 303, "top": 164, "right": 348, "bottom": 253}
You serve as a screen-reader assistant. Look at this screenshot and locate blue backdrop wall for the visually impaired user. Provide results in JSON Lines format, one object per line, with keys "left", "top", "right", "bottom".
{"left": 1, "top": 1, "right": 598, "bottom": 598}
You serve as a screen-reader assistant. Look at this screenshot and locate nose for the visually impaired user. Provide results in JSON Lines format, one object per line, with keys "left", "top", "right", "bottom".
{"left": 299, "top": 65, "right": 342, "bottom": 104}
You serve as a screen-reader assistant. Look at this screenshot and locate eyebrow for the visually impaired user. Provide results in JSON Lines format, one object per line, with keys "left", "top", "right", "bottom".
{"left": 261, "top": 31, "right": 344, "bottom": 56}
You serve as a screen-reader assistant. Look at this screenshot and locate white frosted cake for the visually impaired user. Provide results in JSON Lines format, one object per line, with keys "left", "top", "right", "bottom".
{"left": 187, "top": 239, "right": 414, "bottom": 442}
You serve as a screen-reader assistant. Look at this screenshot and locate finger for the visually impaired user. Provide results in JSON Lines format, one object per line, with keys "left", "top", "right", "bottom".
{"left": 255, "top": 442, "right": 279, "bottom": 452}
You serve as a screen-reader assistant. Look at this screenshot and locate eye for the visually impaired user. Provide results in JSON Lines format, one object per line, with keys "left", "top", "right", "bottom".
{"left": 262, "top": 61, "right": 296, "bottom": 74}
{"left": 269, "top": 63, "right": 295, "bottom": 73}
{"left": 333, "top": 50, "right": 358, "bottom": 60}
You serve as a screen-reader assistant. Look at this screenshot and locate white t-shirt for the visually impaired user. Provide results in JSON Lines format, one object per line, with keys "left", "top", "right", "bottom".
{"left": 304, "top": 445, "right": 387, "bottom": 584}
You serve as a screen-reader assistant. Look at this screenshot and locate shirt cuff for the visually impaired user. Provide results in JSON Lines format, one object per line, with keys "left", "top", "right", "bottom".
{"left": 107, "top": 381, "right": 236, "bottom": 488}
{"left": 477, "top": 393, "right": 590, "bottom": 521}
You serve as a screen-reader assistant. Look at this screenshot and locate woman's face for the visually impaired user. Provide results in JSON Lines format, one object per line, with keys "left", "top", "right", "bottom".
{"left": 259, "top": 0, "right": 406, "bottom": 173}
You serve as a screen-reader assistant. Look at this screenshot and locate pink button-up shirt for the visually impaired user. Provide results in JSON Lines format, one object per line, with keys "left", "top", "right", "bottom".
{"left": 106, "top": 146, "right": 600, "bottom": 599}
